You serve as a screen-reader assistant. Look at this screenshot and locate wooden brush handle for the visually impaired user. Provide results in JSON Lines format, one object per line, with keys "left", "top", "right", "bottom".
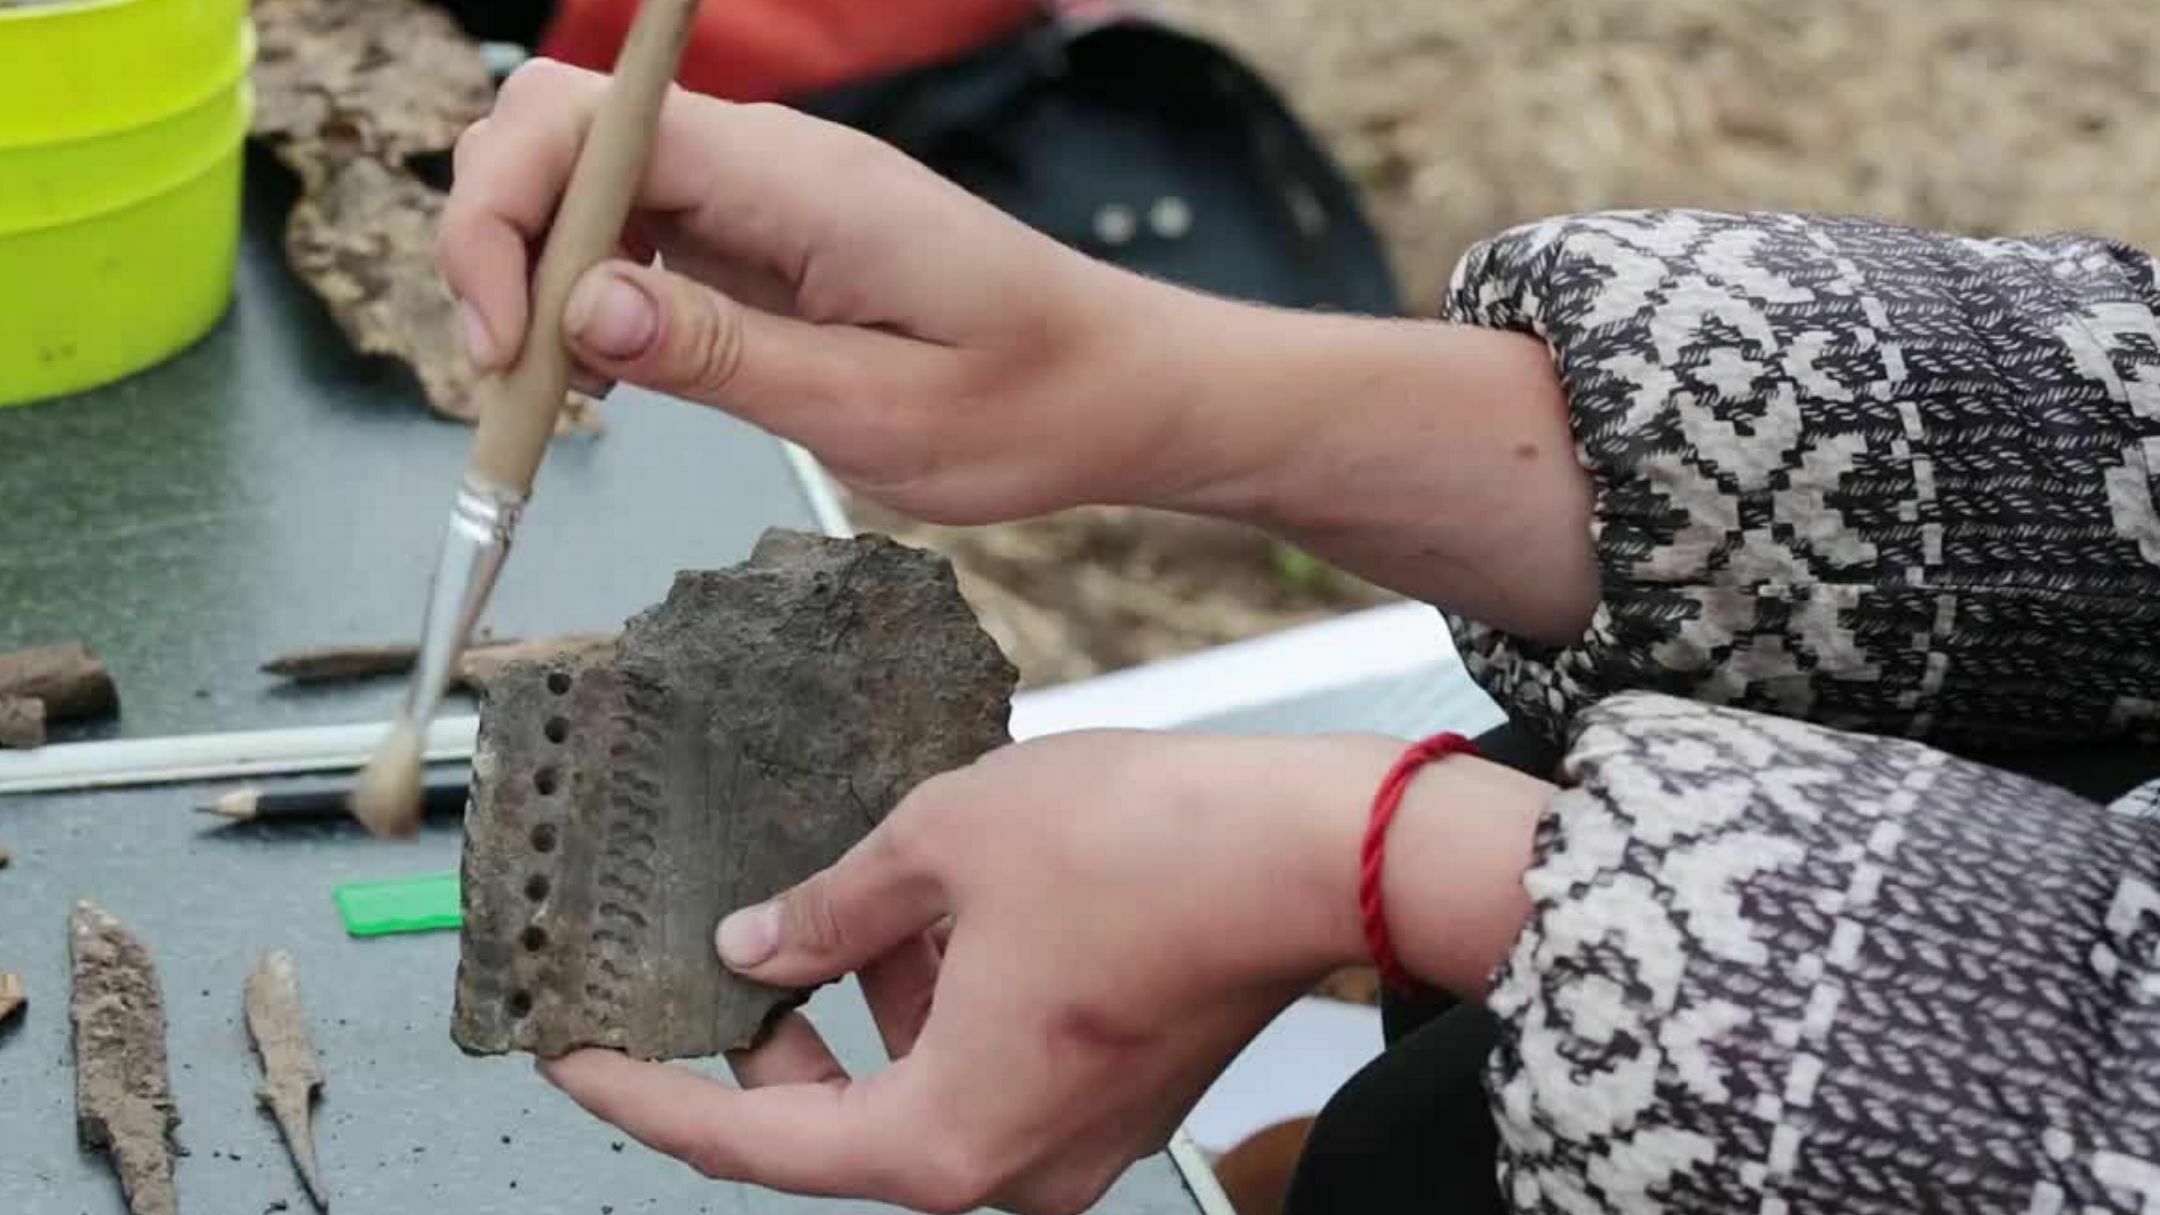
{"left": 467, "top": 0, "right": 702, "bottom": 496}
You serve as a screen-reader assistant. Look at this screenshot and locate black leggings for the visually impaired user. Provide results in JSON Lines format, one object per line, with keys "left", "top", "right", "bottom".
{"left": 1281, "top": 993, "right": 1504, "bottom": 1214}
{"left": 1279, "top": 720, "right": 1551, "bottom": 1215}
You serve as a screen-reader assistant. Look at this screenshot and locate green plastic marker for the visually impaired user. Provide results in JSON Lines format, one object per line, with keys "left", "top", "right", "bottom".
{"left": 335, "top": 872, "right": 462, "bottom": 937}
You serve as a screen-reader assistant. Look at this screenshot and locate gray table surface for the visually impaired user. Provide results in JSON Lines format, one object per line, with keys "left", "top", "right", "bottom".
{"left": 0, "top": 152, "right": 824, "bottom": 740}
{"left": 0, "top": 158, "right": 1207, "bottom": 1215}
{"left": 0, "top": 785, "right": 1204, "bottom": 1215}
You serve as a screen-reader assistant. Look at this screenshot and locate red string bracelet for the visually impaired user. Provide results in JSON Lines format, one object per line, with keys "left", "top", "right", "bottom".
{"left": 1359, "top": 732, "right": 1480, "bottom": 989}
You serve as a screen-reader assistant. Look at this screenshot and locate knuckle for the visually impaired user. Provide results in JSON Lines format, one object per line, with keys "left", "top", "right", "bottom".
{"left": 449, "top": 117, "right": 490, "bottom": 176}
{"left": 433, "top": 193, "right": 477, "bottom": 247}
{"left": 877, "top": 791, "right": 949, "bottom": 871}
{"left": 673, "top": 288, "right": 745, "bottom": 398}
{"left": 901, "top": 1143, "right": 997, "bottom": 1215}
{"left": 882, "top": 771, "right": 984, "bottom": 865}
{"left": 431, "top": 215, "right": 464, "bottom": 274}
{"left": 734, "top": 100, "right": 797, "bottom": 130}
{"left": 496, "top": 57, "right": 577, "bottom": 107}
{"left": 781, "top": 879, "right": 848, "bottom": 959}
{"left": 432, "top": 223, "right": 484, "bottom": 298}
{"left": 817, "top": 398, "right": 957, "bottom": 509}
{"left": 815, "top": 122, "right": 895, "bottom": 180}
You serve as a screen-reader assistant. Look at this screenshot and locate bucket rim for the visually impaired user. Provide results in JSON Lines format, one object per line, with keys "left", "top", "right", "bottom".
{"left": 0, "top": 0, "right": 143, "bottom": 24}
{"left": 0, "top": 9, "right": 255, "bottom": 150}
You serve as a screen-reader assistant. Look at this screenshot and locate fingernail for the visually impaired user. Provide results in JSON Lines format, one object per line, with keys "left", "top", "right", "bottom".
{"left": 566, "top": 269, "right": 657, "bottom": 361}
{"left": 716, "top": 901, "right": 781, "bottom": 970}
{"left": 458, "top": 301, "right": 496, "bottom": 368}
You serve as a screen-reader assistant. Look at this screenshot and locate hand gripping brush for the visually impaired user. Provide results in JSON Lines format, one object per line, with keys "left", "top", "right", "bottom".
{"left": 351, "top": 0, "right": 701, "bottom": 837}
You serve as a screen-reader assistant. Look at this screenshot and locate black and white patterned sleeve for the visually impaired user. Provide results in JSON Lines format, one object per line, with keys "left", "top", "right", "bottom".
{"left": 1441, "top": 210, "right": 2160, "bottom": 749}
{"left": 1488, "top": 693, "right": 2160, "bottom": 1214}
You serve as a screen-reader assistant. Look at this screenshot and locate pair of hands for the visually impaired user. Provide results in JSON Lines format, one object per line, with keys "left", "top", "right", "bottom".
{"left": 441, "top": 60, "right": 1558, "bottom": 1212}
{"left": 540, "top": 728, "right": 1541, "bottom": 1214}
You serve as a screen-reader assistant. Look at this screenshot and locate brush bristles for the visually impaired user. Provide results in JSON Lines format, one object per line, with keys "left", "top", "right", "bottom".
{"left": 351, "top": 723, "right": 426, "bottom": 838}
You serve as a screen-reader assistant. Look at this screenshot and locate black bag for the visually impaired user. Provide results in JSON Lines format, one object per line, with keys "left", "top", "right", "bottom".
{"left": 803, "top": 16, "right": 1402, "bottom": 317}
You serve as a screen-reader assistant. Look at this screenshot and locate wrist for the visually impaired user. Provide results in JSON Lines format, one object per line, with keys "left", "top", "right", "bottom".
{"left": 1086, "top": 283, "right": 1314, "bottom": 516}
{"left": 1078, "top": 284, "right": 1597, "bottom": 641}
{"left": 1254, "top": 734, "right": 1547, "bottom": 999}
{"left": 1031, "top": 267, "right": 1295, "bottom": 513}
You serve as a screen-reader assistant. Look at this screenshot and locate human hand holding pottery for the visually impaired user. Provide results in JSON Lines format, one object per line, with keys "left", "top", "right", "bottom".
{"left": 541, "top": 729, "right": 1545, "bottom": 1213}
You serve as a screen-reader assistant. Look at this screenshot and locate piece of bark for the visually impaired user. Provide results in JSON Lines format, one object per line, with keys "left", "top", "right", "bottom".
{"left": 0, "top": 972, "right": 22, "bottom": 1024}
{"left": 249, "top": 0, "right": 599, "bottom": 432}
{"left": 455, "top": 634, "right": 621, "bottom": 690}
{"left": 250, "top": 0, "right": 491, "bottom": 161}
{"left": 262, "top": 633, "right": 618, "bottom": 689}
{"left": 453, "top": 530, "right": 1017, "bottom": 1060}
{"left": 285, "top": 156, "right": 487, "bottom": 421}
{"left": 0, "top": 642, "right": 119, "bottom": 722}
{"left": 0, "top": 696, "right": 43, "bottom": 750}
{"left": 261, "top": 642, "right": 428, "bottom": 684}
{"left": 246, "top": 950, "right": 329, "bottom": 1211}
{"left": 70, "top": 902, "right": 179, "bottom": 1215}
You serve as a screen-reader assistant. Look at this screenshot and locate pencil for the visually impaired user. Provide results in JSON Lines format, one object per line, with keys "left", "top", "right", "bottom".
{"left": 198, "top": 780, "right": 469, "bottom": 822}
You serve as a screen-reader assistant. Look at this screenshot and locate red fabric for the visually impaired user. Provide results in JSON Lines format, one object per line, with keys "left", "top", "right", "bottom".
{"left": 1359, "top": 733, "right": 1480, "bottom": 989}
{"left": 540, "top": 0, "right": 1039, "bottom": 103}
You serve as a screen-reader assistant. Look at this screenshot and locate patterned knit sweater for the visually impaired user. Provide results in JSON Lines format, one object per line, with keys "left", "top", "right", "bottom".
{"left": 1445, "top": 210, "right": 2160, "bottom": 750}
{"left": 1443, "top": 212, "right": 2160, "bottom": 1211}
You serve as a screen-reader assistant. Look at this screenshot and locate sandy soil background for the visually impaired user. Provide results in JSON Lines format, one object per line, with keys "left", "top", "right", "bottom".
{"left": 879, "top": 0, "right": 2160, "bottom": 687}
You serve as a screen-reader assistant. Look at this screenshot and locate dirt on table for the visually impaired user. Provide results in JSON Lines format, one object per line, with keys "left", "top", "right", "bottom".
{"left": 876, "top": 0, "right": 2160, "bottom": 689}
{"left": 849, "top": 502, "right": 1396, "bottom": 690}
{"left": 1154, "top": 0, "right": 2160, "bottom": 311}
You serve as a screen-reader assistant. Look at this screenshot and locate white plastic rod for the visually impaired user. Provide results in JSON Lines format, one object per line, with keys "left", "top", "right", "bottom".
{"left": 0, "top": 602, "right": 1470, "bottom": 797}
{"left": 0, "top": 715, "right": 479, "bottom": 796}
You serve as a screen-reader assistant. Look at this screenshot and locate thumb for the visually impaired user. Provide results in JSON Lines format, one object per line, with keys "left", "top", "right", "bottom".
{"left": 560, "top": 259, "right": 908, "bottom": 432}
{"left": 716, "top": 824, "right": 949, "bottom": 988}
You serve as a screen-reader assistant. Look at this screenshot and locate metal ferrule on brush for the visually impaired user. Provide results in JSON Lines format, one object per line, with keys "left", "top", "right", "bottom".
{"left": 398, "top": 477, "right": 524, "bottom": 728}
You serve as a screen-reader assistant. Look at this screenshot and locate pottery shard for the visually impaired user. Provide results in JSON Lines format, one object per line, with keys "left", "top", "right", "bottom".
{"left": 452, "top": 530, "right": 1016, "bottom": 1060}
{"left": 71, "top": 902, "right": 179, "bottom": 1215}
{"left": 0, "top": 697, "right": 42, "bottom": 749}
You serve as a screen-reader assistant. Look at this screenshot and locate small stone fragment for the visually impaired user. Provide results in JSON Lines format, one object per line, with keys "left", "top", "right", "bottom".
{"left": 261, "top": 633, "right": 615, "bottom": 688}
{"left": 453, "top": 530, "right": 1016, "bottom": 1059}
{"left": 0, "top": 695, "right": 45, "bottom": 749}
{"left": 0, "top": 972, "right": 23, "bottom": 1023}
{"left": 246, "top": 950, "right": 330, "bottom": 1211}
{"left": 70, "top": 902, "right": 180, "bottom": 1215}
{"left": 0, "top": 642, "right": 120, "bottom": 721}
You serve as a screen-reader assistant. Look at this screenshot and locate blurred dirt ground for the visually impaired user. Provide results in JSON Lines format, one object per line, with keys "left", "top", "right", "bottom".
{"left": 878, "top": 0, "right": 2160, "bottom": 688}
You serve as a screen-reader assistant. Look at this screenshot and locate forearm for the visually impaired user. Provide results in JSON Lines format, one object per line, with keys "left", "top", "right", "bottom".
{"left": 1100, "top": 279, "right": 1597, "bottom": 644}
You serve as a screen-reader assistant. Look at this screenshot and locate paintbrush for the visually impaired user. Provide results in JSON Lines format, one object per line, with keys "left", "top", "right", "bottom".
{"left": 202, "top": 780, "right": 469, "bottom": 823}
{"left": 350, "top": 0, "right": 704, "bottom": 838}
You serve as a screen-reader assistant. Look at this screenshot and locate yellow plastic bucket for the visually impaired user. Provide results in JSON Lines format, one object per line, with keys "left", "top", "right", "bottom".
{"left": 0, "top": 0, "right": 255, "bottom": 407}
